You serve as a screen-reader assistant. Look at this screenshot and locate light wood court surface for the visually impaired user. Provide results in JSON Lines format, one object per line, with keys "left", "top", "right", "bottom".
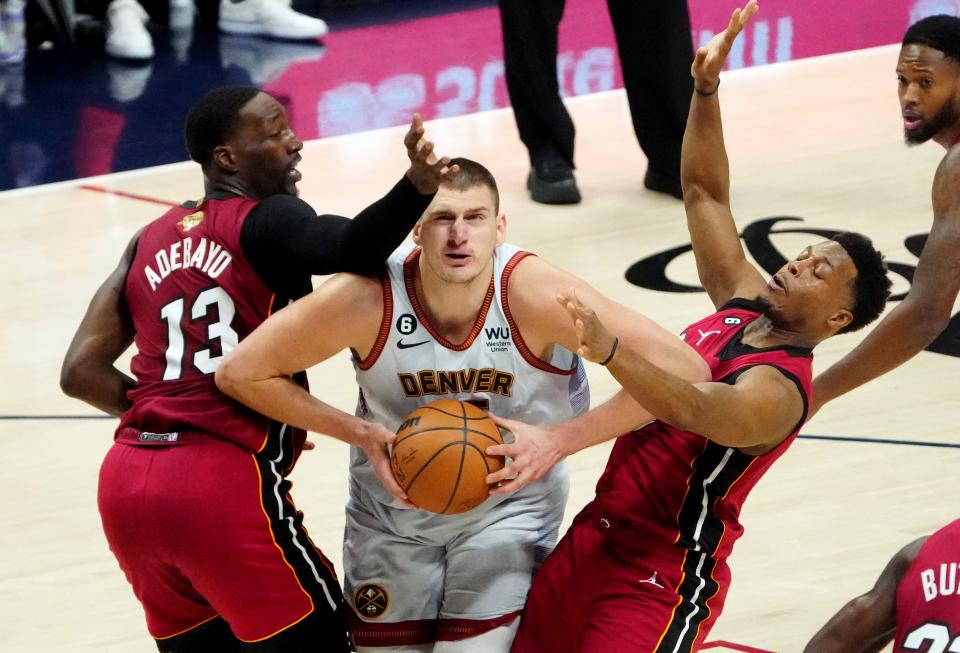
{"left": 2, "top": 45, "right": 957, "bottom": 651}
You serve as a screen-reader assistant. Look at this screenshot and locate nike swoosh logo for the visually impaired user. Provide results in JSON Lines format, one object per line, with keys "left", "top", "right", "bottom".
{"left": 397, "top": 339, "right": 430, "bottom": 349}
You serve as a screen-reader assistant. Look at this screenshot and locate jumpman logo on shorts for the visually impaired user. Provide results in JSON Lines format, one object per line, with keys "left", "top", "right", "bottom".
{"left": 638, "top": 571, "right": 665, "bottom": 589}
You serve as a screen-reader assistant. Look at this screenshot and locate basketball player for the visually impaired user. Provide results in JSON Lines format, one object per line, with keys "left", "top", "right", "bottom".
{"left": 214, "top": 157, "right": 709, "bottom": 652}
{"left": 59, "top": 86, "right": 456, "bottom": 653}
{"left": 506, "top": 4, "right": 892, "bottom": 651}
{"left": 813, "top": 14, "right": 960, "bottom": 411}
{"left": 804, "top": 518, "right": 960, "bottom": 652}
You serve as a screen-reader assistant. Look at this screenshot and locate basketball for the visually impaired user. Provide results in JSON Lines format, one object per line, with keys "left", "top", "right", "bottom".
{"left": 391, "top": 399, "right": 505, "bottom": 515}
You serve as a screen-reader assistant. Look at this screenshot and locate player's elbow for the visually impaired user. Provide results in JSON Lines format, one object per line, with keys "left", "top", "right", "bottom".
{"left": 59, "top": 347, "right": 94, "bottom": 399}
{"left": 59, "top": 357, "right": 84, "bottom": 398}
{"left": 214, "top": 357, "right": 244, "bottom": 400}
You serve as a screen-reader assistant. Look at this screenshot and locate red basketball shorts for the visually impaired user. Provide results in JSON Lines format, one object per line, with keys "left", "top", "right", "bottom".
{"left": 511, "top": 508, "right": 731, "bottom": 653}
{"left": 98, "top": 438, "right": 345, "bottom": 643}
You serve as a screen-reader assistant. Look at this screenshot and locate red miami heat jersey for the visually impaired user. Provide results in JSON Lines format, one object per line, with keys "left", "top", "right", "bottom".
{"left": 894, "top": 519, "right": 960, "bottom": 652}
{"left": 594, "top": 298, "right": 812, "bottom": 560}
{"left": 117, "top": 197, "right": 306, "bottom": 459}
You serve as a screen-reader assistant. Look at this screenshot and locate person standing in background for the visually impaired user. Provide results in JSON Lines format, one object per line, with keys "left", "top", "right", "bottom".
{"left": 498, "top": 0, "right": 694, "bottom": 204}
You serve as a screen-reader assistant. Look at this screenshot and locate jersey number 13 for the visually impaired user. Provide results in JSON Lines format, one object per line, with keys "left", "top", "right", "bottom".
{"left": 159, "top": 287, "right": 239, "bottom": 380}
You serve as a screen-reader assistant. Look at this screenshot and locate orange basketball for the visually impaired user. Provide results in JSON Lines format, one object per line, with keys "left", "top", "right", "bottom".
{"left": 391, "top": 399, "right": 505, "bottom": 515}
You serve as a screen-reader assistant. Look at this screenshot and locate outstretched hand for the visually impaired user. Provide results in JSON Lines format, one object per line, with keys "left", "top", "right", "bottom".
{"left": 557, "top": 288, "right": 617, "bottom": 365}
{"left": 404, "top": 113, "right": 460, "bottom": 195}
{"left": 691, "top": 0, "right": 759, "bottom": 95}
{"left": 484, "top": 413, "right": 565, "bottom": 495}
{"left": 358, "top": 422, "right": 417, "bottom": 509}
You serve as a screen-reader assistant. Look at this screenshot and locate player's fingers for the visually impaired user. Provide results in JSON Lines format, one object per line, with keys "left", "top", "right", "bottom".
{"left": 404, "top": 121, "right": 425, "bottom": 151}
{"left": 440, "top": 163, "right": 460, "bottom": 179}
{"left": 488, "top": 479, "right": 515, "bottom": 495}
{"left": 302, "top": 438, "right": 316, "bottom": 451}
{"left": 693, "top": 47, "right": 708, "bottom": 71}
{"left": 488, "top": 412, "right": 521, "bottom": 432}
{"left": 433, "top": 155, "right": 451, "bottom": 172}
{"left": 413, "top": 140, "right": 434, "bottom": 163}
{"left": 485, "top": 442, "right": 515, "bottom": 458}
{"left": 490, "top": 467, "right": 530, "bottom": 494}
{"left": 485, "top": 462, "right": 518, "bottom": 485}
{"left": 726, "top": 7, "right": 741, "bottom": 34}
{"left": 378, "top": 464, "right": 413, "bottom": 505}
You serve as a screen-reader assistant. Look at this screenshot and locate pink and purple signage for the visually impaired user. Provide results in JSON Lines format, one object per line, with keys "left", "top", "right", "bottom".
{"left": 265, "top": 0, "right": 958, "bottom": 141}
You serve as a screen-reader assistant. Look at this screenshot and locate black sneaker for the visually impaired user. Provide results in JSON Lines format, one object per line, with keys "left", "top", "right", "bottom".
{"left": 527, "top": 159, "right": 581, "bottom": 205}
{"left": 643, "top": 167, "right": 683, "bottom": 200}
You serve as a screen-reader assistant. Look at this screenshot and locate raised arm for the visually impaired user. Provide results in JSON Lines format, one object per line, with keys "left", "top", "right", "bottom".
{"left": 486, "top": 256, "right": 710, "bottom": 493}
{"left": 241, "top": 115, "right": 457, "bottom": 283}
{"left": 60, "top": 231, "right": 139, "bottom": 417}
{"left": 814, "top": 147, "right": 960, "bottom": 409}
{"left": 214, "top": 273, "right": 412, "bottom": 505}
{"left": 681, "top": 1, "right": 767, "bottom": 308}
{"left": 804, "top": 537, "right": 925, "bottom": 653}
{"left": 339, "top": 114, "right": 461, "bottom": 273}
{"left": 563, "top": 288, "right": 803, "bottom": 451}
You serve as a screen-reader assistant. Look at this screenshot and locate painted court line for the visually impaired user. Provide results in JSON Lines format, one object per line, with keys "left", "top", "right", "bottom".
{"left": 1, "top": 416, "right": 959, "bottom": 453}
{"left": 799, "top": 434, "right": 960, "bottom": 449}
{"left": 0, "top": 415, "right": 114, "bottom": 420}
{"left": 79, "top": 184, "right": 178, "bottom": 207}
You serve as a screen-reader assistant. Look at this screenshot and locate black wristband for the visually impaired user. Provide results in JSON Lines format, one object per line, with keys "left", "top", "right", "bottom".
{"left": 599, "top": 337, "right": 619, "bottom": 366}
{"left": 694, "top": 80, "right": 720, "bottom": 96}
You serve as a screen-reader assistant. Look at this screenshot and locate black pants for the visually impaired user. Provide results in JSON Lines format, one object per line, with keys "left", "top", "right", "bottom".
{"left": 498, "top": 0, "right": 694, "bottom": 175}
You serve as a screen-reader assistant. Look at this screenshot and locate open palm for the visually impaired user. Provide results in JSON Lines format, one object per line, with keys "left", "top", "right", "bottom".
{"left": 691, "top": 0, "right": 759, "bottom": 94}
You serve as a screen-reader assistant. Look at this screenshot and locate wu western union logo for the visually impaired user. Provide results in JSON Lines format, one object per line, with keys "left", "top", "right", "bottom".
{"left": 397, "top": 368, "right": 515, "bottom": 397}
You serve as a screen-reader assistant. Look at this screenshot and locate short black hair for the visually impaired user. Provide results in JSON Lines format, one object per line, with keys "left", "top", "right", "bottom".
{"left": 443, "top": 157, "right": 500, "bottom": 213}
{"left": 183, "top": 86, "right": 261, "bottom": 168}
{"left": 903, "top": 15, "right": 960, "bottom": 62}
{"left": 831, "top": 232, "right": 892, "bottom": 334}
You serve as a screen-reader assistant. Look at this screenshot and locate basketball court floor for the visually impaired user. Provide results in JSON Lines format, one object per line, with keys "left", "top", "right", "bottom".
{"left": 2, "top": 44, "right": 957, "bottom": 652}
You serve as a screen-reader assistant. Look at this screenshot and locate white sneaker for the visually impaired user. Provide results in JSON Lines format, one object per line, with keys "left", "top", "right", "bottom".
{"left": 105, "top": 0, "right": 154, "bottom": 60}
{"left": 218, "top": 0, "right": 328, "bottom": 40}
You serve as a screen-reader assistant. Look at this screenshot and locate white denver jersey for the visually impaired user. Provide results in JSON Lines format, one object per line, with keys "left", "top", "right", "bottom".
{"left": 350, "top": 243, "right": 590, "bottom": 509}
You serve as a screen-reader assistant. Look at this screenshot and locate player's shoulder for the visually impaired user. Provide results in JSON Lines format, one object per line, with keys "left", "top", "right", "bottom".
{"left": 257, "top": 193, "right": 310, "bottom": 209}
{"left": 316, "top": 271, "right": 384, "bottom": 308}
{"left": 889, "top": 535, "right": 929, "bottom": 586}
{"left": 501, "top": 249, "right": 567, "bottom": 306}
{"left": 249, "top": 193, "right": 313, "bottom": 220}
{"left": 937, "top": 142, "right": 960, "bottom": 179}
{"left": 502, "top": 248, "right": 567, "bottom": 286}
